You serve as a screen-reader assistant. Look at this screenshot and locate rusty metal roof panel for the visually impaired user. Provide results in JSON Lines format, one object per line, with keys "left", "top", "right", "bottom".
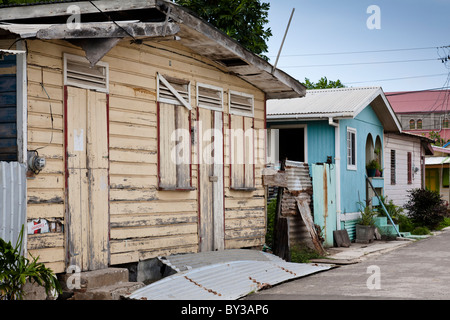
{"left": 284, "top": 161, "right": 312, "bottom": 192}
{"left": 127, "top": 259, "right": 333, "bottom": 300}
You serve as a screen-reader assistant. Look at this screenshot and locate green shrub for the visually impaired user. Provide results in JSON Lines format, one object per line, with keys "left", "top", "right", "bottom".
{"left": 412, "top": 226, "right": 431, "bottom": 235}
{"left": 397, "top": 214, "right": 415, "bottom": 233}
{"left": 265, "top": 198, "right": 277, "bottom": 247}
{"left": 290, "top": 245, "right": 324, "bottom": 263}
{"left": 437, "top": 217, "right": 450, "bottom": 230}
{"left": 0, "top": 226, "right": 62, "bottom": 300}
{"left": 403, "top": 188, "right": 448, "bottom": 230}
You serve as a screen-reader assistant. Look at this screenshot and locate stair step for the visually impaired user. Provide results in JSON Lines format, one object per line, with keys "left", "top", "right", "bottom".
{"left": 70, "top": 281, "right": 145, "bottom": 300}
{"left": 78, "top": 268, "right": 128, "bottom": 290}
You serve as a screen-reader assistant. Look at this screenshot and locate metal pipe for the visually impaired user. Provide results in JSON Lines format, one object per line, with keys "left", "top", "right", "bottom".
{"left": 272, "top": 8, "right": 295, "bottom": 74}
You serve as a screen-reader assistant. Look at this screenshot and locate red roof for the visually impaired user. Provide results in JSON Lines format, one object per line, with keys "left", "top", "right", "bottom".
{"left": 385, "top": 90, "right": 450, "bottom": 114}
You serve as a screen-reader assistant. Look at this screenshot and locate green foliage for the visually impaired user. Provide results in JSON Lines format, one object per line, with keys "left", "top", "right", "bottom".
{"left": 404, "top": 188, "right": 448, "bottom": 230}
{"left": 265, "top": 198, "right": 277, "bottom": 247}
{"left": 357, "top": 202, "right": 377, "bottom": 226}
{"left": 366, "top": 159, "right": 381, "bottom": 170}
{"left": 411, "top": 226, "right": 431, "bottom": 235}
{"left": 302, "top": 77, "right": 345, "bottom": 89}
{"left": 174, "top": 0, "right": 272, "bottom": 58}
{"left": 0, "top": 226, "right": 62, "bottom": 300}
{"left": 290, "top": 245, "right": 324, "bottom": 263}
{"left": 376, "top": 196, "right": 404, "bottom": 222}
{"left": 428, "top": 131, "right": 449, "bottom": 147}
{"left": 437, "top": 217, "right": 450, "bottom": 230}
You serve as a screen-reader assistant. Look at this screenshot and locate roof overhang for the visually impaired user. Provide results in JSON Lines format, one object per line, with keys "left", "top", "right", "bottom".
{"left": 0, "top": 0, "right": 305, "bottom": 99}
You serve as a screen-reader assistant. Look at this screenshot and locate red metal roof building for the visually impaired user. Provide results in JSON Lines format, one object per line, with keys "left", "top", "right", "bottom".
{"left": 386, "top": 90, "right": 450, "bottom": 141}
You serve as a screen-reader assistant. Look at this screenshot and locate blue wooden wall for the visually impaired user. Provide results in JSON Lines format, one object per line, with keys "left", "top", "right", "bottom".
{"left": 339, "top": 105, "right": 384, "bottom": 214}
{"left": 0, "top": 54, "right": 17, "bottom": 162}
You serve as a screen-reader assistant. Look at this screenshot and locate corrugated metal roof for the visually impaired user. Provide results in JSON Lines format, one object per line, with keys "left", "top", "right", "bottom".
{"left": 157, "top": 249, "right": 283, "bottom": 272}
{"left": 386, "top": 90, "right": 450, "bottom": 114}
{"left": 127, "top": 258, "right": 333, "bottom": 300}
{"left": 267, "top": 87, "right": 382, "bottom": 118}
{"left": 425, "top": 156, "right": 450, "bottom": 165}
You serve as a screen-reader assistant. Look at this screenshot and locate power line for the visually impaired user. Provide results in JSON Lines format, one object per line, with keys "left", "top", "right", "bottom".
{"left": 268, "top": 45, "right": 450, "bottom": 58}
{"left": 280, "top": 58, "right": 440, "bottom": 68}
{"left": 345, "top": 73, "right": 449, "bottom": 85}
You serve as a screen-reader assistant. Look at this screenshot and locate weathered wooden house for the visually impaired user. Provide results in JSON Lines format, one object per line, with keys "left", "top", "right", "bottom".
{"left": 266, "top": 87, "right": 403, "bottom": 244}
{"left": 0, "top": 0, "right": 306, "bottom": 274}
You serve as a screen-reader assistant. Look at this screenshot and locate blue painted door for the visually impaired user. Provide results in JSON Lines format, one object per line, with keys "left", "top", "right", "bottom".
{"left": 311, "top": 163, "right": 337, "bottom": 247}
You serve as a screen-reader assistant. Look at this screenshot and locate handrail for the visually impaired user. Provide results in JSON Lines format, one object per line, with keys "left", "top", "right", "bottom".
{"left": 365, "top": 175, "right": 402, "bottom": 237}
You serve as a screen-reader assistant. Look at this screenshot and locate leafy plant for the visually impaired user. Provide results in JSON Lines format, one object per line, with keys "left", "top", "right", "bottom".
{"left": 357, "top": 201, "right": 377, "bottom": 226}
{"left": 366, "top": 159, "right": 381, "bottom": 170}
{"left": 376, "top": 196, "right": 404, "bottom": 223}
{"left": 0, "top": 226, "right": 62, "bottom": 300}
{"left": 404, "top": 188, "right": 448, "bottom": 230}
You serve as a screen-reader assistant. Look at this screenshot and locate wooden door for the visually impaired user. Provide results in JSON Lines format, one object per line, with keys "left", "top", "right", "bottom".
{"left": 198, "top": 108, "right": 224, "bottom": 251}
{"left": 66, "top": 86, "right": 109, "bottom": 271}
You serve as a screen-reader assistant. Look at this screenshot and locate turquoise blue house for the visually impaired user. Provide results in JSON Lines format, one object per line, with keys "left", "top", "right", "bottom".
{"left": 266, "top": 87, "right": 402, "bottom": 245}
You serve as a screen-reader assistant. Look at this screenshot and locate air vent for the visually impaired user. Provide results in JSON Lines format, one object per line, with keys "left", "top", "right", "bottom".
{"left": 219, "top": 58, "right": 248, "bottom": 67}
{"left": 64, "top": 54, "right": 109, "bottom": 93}
{"left": 229, "top": 90, "right": 254, "bottom": 116}
{"left": 197, "top": 83, "right": 223, "bottom": 111}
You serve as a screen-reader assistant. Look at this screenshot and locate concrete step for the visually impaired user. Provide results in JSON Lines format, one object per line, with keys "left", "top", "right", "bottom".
{"left": 70, "top": 281, "right": 145, "bottom": 300}
{"left": 61, "top": 267, "right": 144, "bottom": 300}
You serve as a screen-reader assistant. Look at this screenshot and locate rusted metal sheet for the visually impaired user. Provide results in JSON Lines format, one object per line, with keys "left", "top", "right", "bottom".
{"left": 0, "top": 161, "right": 27, "bottom": 247}
{"left": 127, "top": 250, "right": 333, "bottom": 300}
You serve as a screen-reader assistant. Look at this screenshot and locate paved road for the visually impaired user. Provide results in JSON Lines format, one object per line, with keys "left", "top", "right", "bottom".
{"left": 245, "top": 229, "right": 450, "bottom": 300}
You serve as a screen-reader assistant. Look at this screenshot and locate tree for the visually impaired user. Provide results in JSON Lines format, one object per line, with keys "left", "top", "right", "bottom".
{"left": 174, "top": 0, "right": 272, "bottom": 59}
{"left": 302, "top": 77, "right": 345, "bottom": 89}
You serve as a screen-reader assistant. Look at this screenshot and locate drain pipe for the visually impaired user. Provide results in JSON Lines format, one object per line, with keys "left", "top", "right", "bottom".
{"left": 328, "top": 118, "right": 341, "bottom": 230}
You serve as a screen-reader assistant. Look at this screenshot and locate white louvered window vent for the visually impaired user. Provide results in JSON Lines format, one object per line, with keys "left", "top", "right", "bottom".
{"left": 64, "top": 53, "right": 109, "bottom": 93}
{"left": 197, "top": 82, "right": 223, "bottom": 111}
{"left": 229, "top": 90, "right": 254, "bottom": 117}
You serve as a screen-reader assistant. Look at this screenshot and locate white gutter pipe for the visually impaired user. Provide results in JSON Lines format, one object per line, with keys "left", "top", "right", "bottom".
{"left": 329, "top": 117, "right": 341, "bottom": 230}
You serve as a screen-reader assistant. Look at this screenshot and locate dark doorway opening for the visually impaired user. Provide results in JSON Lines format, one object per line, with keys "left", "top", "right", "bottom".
{"left": 279, "top": 128, "right": 305, "bottom": 162}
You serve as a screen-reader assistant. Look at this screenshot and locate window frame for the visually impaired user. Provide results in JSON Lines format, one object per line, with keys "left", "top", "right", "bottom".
{"left": 346, "top": 127, "right": 357, "bottom": 171}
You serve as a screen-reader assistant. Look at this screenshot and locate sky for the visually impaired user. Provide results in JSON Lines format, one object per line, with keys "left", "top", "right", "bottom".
{"left": 265, "top": 0, "right": 450, "bottom": 93}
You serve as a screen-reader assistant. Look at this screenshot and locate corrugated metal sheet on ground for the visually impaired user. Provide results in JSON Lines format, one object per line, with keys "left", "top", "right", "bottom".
{"left": 127, "top": 250, "right": 333, "bottom": 300}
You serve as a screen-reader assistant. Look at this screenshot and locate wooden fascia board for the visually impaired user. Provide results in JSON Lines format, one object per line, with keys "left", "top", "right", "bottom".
{"left": 36, "top": 22, "right": 180, "bottom": 39}
{"left": 0, "top": 0, "right": 157, "bottom": 21}
{"left": 156, "top": 0, "right": 306, "bottom": 99}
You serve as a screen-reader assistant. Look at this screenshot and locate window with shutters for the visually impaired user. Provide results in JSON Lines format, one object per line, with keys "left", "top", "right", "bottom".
{"left": 196, "top": 83, "right": 223, "bottom": 111}
{"left": 409, "top": 119, "right": 415, "bottom": 130}
{"left": 346, "top": 127, "right": 357, "bottom": 170}
{"left": 157, "top": 74, "right": 193, "bottom": 190}
{"left": 64, "top": 53, "right": 109, "bottom": 93}
{"left": 229, "top": 114, "right": 255, "bottom": 190}
{"left": 229, "top": 90, "right": 254, "bottom": 117}
{"left": 407, "top": 152, "right": 412, "bottom": 184}
{"left": 417, "top": 119, "right": 422, "bottom": 129}
{"left": 390, "top": 150, "right": 396, "bottom": 185}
